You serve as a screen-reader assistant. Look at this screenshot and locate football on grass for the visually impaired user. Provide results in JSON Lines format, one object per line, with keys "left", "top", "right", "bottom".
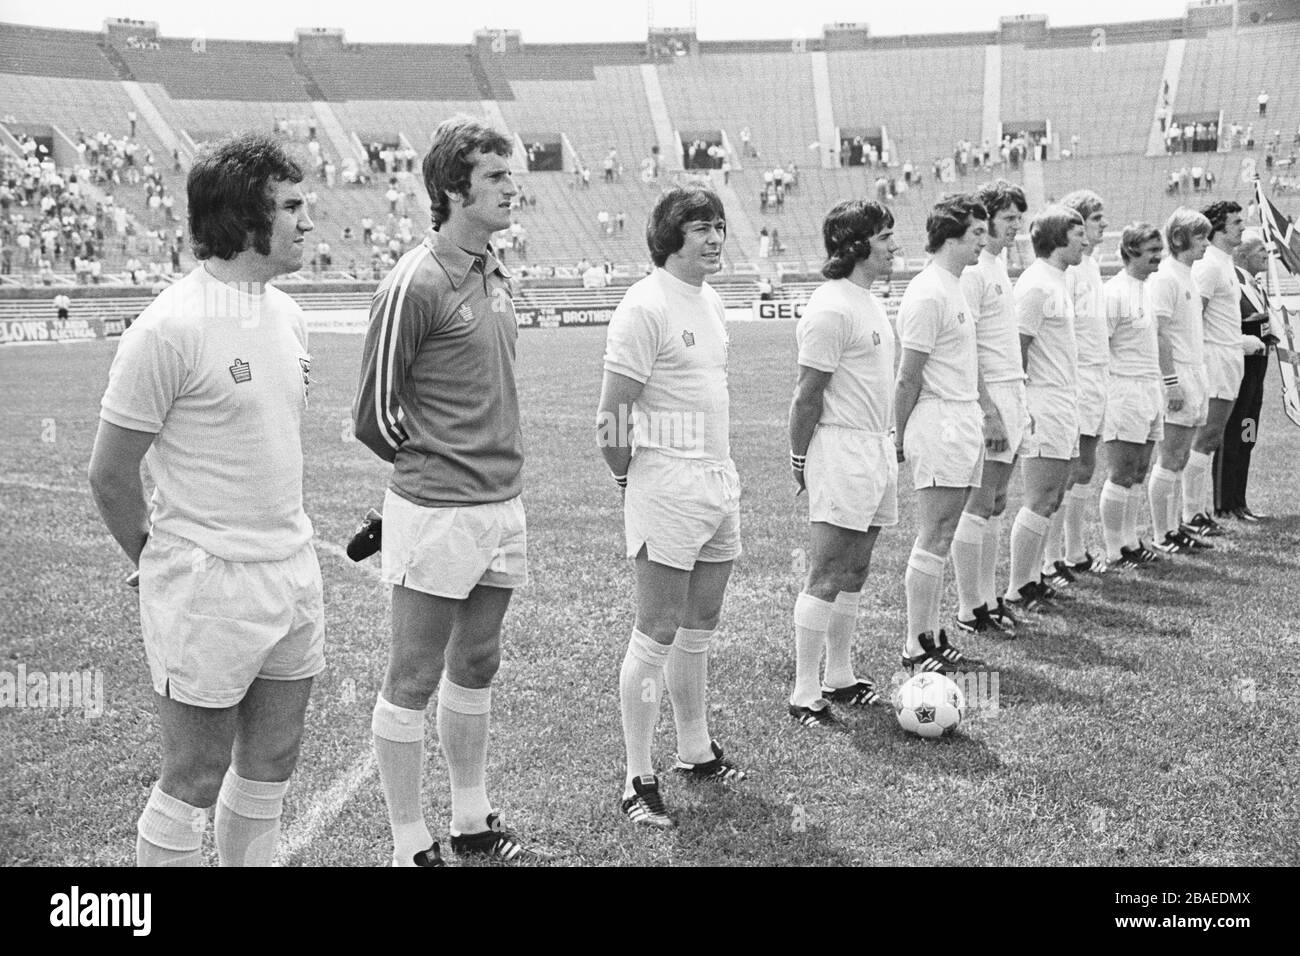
{"left": 893, "top": 673, "right": 965, "bottom": 738}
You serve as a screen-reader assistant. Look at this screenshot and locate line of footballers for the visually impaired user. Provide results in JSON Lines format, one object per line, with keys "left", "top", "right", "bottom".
{"left": 94, "top": 121, "right": 1268, "bottom": 865}
{"left": 786, "top": 186, "right": 1267, "bottom": 729}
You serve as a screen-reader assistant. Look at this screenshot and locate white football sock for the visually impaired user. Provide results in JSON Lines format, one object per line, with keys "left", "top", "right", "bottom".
{"left": 979, "top": 512, "right": 1003, "bottom": 609}
{"left": 823, "top": 590, "right": 862, "bottom": 690}
{"left": 1148, "top": 466, "right": 1179, "bottom": 539}
{"left": 1124, "top": 484, "right": 1144, "bottom": 549}
{"left": 1063, "top": 484, "right": 1092, "bottom": 563}
{"left": 951, "top": 511, "right": 987, "bottom": 619}
{"left": 904, "top": 545, "right": 945, "bottom": 656}
{"left": 437, "top": 678, "right": 493, "bottom": 836}
{"left": 372, "top": 694, "right": 433, "bottom": 866}
{"left": 1099, "top": 481, "right": 1128, "bottom": 562}
{"left": 1182, "top": 451, "right": 1211, "bottom": 523}
{"left": 136, "top": 784, "right": 207, "bottom": 867}
{"left": 215, "top": 770, "right": 288, "bottom": 867}
{"left": 620, "top": 629, "right": 669, "bottom": 797}
{"left": 1007, "top": 506, "right": 1050, "bottom": 598}
{"left": 790, "top": 592, "right": 833, "bottom": 708}
{"left": 666, "top": 627, "right": 714, "bottom": 765}
{"left": 1040, "top": 508, "right": 1066, "bottom": 576}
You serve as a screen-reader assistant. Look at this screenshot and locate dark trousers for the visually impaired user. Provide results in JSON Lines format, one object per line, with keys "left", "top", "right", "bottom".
{"left": 1214, "top": 353, "right": 1268, "bottom": 511}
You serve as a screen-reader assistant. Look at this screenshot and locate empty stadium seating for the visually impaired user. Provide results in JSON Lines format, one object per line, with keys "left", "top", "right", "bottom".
{"left": 4, "top": 13, "right": 1300, "bottom": 284}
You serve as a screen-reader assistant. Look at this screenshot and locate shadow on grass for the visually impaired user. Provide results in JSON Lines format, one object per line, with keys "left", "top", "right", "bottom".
{"left": 838, "top": 704, "right": 1005, "bottom": 778}
{"left": 674, "top": 783, "right": 864, "bottom": 866}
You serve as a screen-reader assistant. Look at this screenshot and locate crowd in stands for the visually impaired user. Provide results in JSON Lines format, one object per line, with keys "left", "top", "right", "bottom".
{"left": 0, "top": 133, "right": 184, "bottom": 284}
{"left": 1165, "top": 163, "right": 1219, "bottom": 195}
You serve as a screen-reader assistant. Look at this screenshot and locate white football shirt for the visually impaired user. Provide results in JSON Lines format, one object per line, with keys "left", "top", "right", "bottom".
{"left": 897, "top": 263, "right": 979, "bottom": 403}
{"left": 1105, "top": 271, "right": 1160, "bottom": 380}
{"left": 960, "top": 248, "right": 1024, "bottom": 383}
{"left": 1192, "top": 244, "right": 1242, "bottom": 350}
{"left": 796, "top": 278, "right": 896, "bottom": 433}
{"left": 1015, "top": 258, "right": 1078, "bottom": 391}
{"left": 604, "top": 267, "right": 730, "bottom": 462}
{"left": 1149, "top": 257, "right": 1204, "bottom": 366}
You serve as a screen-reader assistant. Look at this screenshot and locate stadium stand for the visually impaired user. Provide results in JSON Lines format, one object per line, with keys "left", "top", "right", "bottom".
{"left": 3, "top": 10, "right": 1299, "bottom": 286}
{"left": 656, "top": 51, "right": 819, "bottom": 168}
{"left": 0, "top": 23, "right": 119, "bottom": 81}
{"left": 115, "top": 38, "right": 310, "bottom": 101}
{"left": 1001, "top": 37, "right": 1169, "bottom": 157}
{"left": 300, "top": 44, "right": 482, "bottom": 101}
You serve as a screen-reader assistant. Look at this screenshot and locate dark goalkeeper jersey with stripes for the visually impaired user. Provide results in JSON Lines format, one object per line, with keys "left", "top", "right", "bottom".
{"left": 352, "top": 230, "right": 523, "bottom": 506}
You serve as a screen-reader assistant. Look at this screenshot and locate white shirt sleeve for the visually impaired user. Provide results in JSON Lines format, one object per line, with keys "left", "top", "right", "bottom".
{"left": 604, "top": 301, "right": 661, "bottom": 384}
{"left": 99, "top": 324, "right": 186, "bottom": 434}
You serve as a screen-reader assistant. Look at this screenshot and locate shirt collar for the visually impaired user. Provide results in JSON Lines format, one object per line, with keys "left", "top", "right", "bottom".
{"left": 424, "top": 229, "right": 512, "bottom": 289}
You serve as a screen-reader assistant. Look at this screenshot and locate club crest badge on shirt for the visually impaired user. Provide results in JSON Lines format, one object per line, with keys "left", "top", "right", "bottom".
{"left": 229, "top": 358, "right": 251, "bottom": 383}
{"left": 458, "top": 304, "right": 474, "bottom": 323}
{"left": 682, "top": 330, "right": 695, "bottom": 347}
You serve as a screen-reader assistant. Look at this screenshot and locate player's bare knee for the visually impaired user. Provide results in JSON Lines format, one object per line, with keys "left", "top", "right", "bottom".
{"left": 236, "top": 737, "right": 302, "bottom": 783}
{"left": 453, "top": 645, "right": 500, "bottom": 686}
{"left": 160, "top": 758, "right": 229, "bottom": 809}
{"left": 385, "top": 667, "right": 441, "bottom": 710}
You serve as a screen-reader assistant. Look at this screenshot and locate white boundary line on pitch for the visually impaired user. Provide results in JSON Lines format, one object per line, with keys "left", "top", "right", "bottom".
{"left": 6, "top": 475, "right": 385, "bottom": 865}
{"left": 276, "top": 750, "right": 378, "bottom": 866}
{"left": 275, "top": 535, "right": 386, "bottom": 865}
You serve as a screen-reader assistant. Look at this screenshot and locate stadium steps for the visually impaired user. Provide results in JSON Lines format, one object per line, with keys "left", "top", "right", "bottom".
{"left": 97, "top": 41, "right": 135, "bottom": 81}
{"left": 122, "top": 81, "right": 189, "bottom": 167}
{"left": 639, "top": 63, "right": 681, "bottom": 173}
{"left": 808, "top": 52, "right": 838, "bottom": 170}
{"left": 1147, "top": 39, "right": 1186, "bottom": 156}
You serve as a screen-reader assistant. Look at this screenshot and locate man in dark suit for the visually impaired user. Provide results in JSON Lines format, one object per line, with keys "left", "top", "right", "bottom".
{"left": 1214, "top": 233, "right": 1273, "bottom": 520}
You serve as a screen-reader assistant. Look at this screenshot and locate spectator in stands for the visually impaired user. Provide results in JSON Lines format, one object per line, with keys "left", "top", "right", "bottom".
{"left": 53, "top": 292, "right": 71, "bottom": 324}
{"left": 598, "top": 210, "right": 611, "bottom": 236}
{"left": 604, "top": 148, "right": 617, "bottom": 182}
{"left": 127, "top": 110, "right": 137, "bottom": 138}
{"left": 317, "top": 240, "right": 331, "bottom": 269}
{"left": 755, "top": 276, "right": 773, "bottom": 301}
{"left": 361, "top": 215, "right": 373, "bottom": 244}
{"left": 1, "top": 246, "right": 11, "bottom": 276}
{"left": 583, "top": 261, "right": 609, "bottom": 288}
{"left": 616, "top": 211, "right": 626, "bottom": 233}
{"left": 741, "top": 126, "right": 752, "bottom": 157}
{"left": 386, "top": 183, "right": 399, "bottom": 213}
{"left": 582, "top": 166, "right": 592, "bottom": 188}
{"left": 1258, "top": 90, "right": 1268, "bottom": 118}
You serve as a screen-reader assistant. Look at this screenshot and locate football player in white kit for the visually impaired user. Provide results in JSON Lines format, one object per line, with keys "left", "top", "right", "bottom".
{"left": 895, "top": 194, "right": 989, "bottom": 673}
{"left": 788, "top": 199, "right": 900, "bottom": 727}
{"left": 1183, "top": 200, "right": 1247, "bottom": 538}
{"left": 1147, "top": 208, "right": 1214, "bottom": 554}
{"left": 1099, "top": 223, "right": 1167, "bottom": 572}
{"left": 1004, "top": 206, "right": 1088, "bottom": 613}
{"left": 1050, "top": 190, "right": 1109, "bottom": 579}
{"left": 599, "top": 184, "right": 745, "bottom": 829}
{"left": 953, "top": 180, "right": 1029, "bottom": 636}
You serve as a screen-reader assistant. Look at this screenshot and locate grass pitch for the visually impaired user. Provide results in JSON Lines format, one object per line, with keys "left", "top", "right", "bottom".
{"left": 2, "top": 323, "right": 1297, "bottom": 866}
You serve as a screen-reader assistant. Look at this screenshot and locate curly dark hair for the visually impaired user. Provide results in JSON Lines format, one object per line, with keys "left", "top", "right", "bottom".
{"left": 187, "top": 132, "right": 302, "bottom": 261}
{"left": 924, "top": 194, "right": 987, "bottom": 254}
{"left": 820, "top": 199, "right": 894, "bottom": 279}
{"left": 1200, "top": 200, "right": 1242, "bottom": 241}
